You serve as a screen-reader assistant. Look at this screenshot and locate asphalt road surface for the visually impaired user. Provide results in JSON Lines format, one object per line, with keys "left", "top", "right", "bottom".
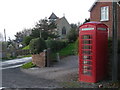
{"left": 2, "top": 56, "right": 78, "bottom": 88}
{"left": 2, "top": 57, "right": 32, "bottom": 70}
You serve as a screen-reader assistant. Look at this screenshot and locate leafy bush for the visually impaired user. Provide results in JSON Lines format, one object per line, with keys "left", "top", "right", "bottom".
{"left": 29, "top": 38, "right": 46, "bottom": 54}
{"left": 46, "top": 39, "right": 68, "bottom": 52}
{"left": 23, "top": 36, "right": 33, "bottom": 46}
{"left": 67, "top": 29, "right": 78, "bottom": 43}
{"left": 74, "top": 39, "right": 79, "bottom": 55}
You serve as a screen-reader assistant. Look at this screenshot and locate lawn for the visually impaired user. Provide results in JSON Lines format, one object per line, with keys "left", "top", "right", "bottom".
{"left": 59, "top": 43, "right": 76, "bottom": 57}
{"left": 22, "top": 45, "right": 30, "bottom": 50}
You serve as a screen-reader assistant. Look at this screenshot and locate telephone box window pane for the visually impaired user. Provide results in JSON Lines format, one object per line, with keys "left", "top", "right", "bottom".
{"left": 83, "top": 66, "right": 92, "bottom": 70}
{"left": 83, "top": 70, "right": 92, "bottom": 76}
{"left": 83, "top": 45, "right": 92, "bottom": 49}
{"left": 83, "top": 61, "right": 92, "bottom": 65}
{"left": 83, "top": 40, "right": 91, "bottom": 44}
{"left": 82, "top": 50, "right": 92, "bottom": 54}
{"left": 83, "top": 56, "right": 92, "bottom": 60}
{"left": 82, "top": 35, "right": 92, "bottom": 39}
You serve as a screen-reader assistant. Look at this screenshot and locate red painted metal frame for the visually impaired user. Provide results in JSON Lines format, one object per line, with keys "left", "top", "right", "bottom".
{"left": 79, "top": 22, "right": 108, "bottom": 83}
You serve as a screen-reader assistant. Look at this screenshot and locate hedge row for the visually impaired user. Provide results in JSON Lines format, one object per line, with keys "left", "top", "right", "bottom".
{"left": 29, "top": 38, "right": 68, "bottom": 54}
{"left": 46, "top": 39, "right": 68, "bottom": 52}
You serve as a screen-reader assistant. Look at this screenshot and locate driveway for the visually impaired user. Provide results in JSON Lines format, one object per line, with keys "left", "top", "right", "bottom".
{"left": 22, "top": 55, "right": 79, "bottom": 82}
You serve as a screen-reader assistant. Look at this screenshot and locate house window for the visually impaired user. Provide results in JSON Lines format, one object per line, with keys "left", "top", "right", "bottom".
{"left": 101, "top": 6, "right": 109, "bottom": 21}
{"left": 62, "top": 27, "right": 66, "bottom": 35}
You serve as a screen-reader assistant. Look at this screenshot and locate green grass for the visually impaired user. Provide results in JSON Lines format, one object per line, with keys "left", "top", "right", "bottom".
{"left": 50, "top": 41, "right": 78, "bottom": 62}
{"left": 22, "top": 45, "right": 30, "bottom": 50}
{"left": 21, "top": 62, "right": 36, "bottom": 69}
{"left": 59, "top": 42, "right": 76, "bottom": 57}
{"left": 23, "top": 55, "right": 32, "bottom": 58}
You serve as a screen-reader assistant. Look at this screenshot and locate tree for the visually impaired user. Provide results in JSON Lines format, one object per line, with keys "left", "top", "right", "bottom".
{"left": 0, "top": 33, "right": 3, "bottom": 41}
{"left": 14, "top": 28, "right": 32, "bottom": 43}
{"left": 67, "top": 28, "right": 78, "bottom": 43}
{"left": 23, "top": 36, "right": 33, "bottom": 46}
{"left": 30, "top": 18, "right": 58, "bottom": 40}
{"left": 29, "top": 38, "right": 46, "bottom": 54}
{"left": 70, "top": 24, "right": 77, "bottom": 30}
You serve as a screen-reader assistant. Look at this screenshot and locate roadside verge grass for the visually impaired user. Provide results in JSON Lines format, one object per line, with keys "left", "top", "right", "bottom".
{"left": 22, "top": 45, "right": 30, "bottom": 50}
{"left": 21, "top": 62, "right": 36, "bottom": 69}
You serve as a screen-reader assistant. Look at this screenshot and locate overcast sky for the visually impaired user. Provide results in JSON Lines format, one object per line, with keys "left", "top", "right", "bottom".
{"left": 0, "top": 0, "right": 96, "bottom": 40}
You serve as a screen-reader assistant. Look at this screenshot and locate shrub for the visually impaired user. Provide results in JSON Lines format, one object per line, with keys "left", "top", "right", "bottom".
{"left": 67, "top": 29, "right": 78, "bottom": 43}
{"left": 74, "top": 39, "right": 79, "bottom": 55}
{"left": 23, "top": 36, "right": 33, "bottom": 46}
{"left": 29, "top": 38, "right": 46, "bottom": 54}
{"left": 46, "top": 39, "right": 68, "bottom": 52}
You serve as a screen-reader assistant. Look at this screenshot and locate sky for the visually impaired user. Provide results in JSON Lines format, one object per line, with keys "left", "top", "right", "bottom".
{"left": 0, "top": 0, "right": 96, "bottom": 41}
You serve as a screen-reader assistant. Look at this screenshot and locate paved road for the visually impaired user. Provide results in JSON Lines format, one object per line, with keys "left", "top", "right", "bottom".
{"left": 2, "top": 57, "right": 32, "bottom": 70}
{"left": 2, "top": 68, "right": 60, "bottom": 88}
{"left": 2, "top": 56, "right": 79, "bottom": 88}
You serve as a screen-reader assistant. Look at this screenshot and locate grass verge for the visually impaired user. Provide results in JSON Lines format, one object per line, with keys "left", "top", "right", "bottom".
{"left": 21, "top": 62, "right": 36, "bottom": 69}
{"left": 22, "top": 45, "right": 30, "bottom": 50}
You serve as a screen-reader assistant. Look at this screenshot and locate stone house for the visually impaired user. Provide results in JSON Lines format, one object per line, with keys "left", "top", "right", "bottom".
{"left": 89, "top": 0, "right": 120, "bottom": 38}
{"left": 49, "top": 13, "right": 71, "bottom": 39}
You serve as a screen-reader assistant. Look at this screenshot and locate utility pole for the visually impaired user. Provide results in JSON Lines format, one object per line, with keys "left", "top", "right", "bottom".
{"left": 4, "top": 29, "right": 6, "bottom": 42}
{"left": 112, "top": 1, "right": 118, "bottom": 82}
{"left": 40, "top": 29, "right": 41, "bottom": 38}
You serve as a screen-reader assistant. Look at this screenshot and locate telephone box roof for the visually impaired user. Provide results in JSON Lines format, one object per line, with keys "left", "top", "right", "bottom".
{"left": 80, "top": 21, "right": 108, "bottom": 27}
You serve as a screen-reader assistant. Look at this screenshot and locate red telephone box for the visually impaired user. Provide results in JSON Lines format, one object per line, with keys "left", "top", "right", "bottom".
{"left": 79, "top": 22, "right": 108, "bottom": 83}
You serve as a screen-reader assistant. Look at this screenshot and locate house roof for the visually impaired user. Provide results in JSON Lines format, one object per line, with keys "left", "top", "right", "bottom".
{"left": 49, "top": 13, "right": 58, "bottom": 19}
{"left": 55, "top": 17, "right": 69, "bottom": 25}
{"left": 89, "top": 0, "right": 117, "bottom": 12}
{"left": 55, "top": 17, "right": 63, "bottom": 24}
{"left": 89, "top": 0, "right": 98, "bottom": 12}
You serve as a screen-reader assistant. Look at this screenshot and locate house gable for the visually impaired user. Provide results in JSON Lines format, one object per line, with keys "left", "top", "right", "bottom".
{"left": 56, "top": 17, "right": 71, "bottom": 39}
{"left": 49, "top": 13, "right": 58, "bottom": 20}
{"left": 90, "top": 2, "right": 113, "bottom": 37}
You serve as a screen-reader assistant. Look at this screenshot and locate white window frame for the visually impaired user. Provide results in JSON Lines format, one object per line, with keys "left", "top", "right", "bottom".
{"left": 100, "top": 6, "right": 109, "bottom": 21}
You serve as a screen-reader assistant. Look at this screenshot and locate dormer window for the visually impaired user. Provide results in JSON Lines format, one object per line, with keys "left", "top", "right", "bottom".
{"left": 100, "top": 6, "right": 109, "bottom": 21}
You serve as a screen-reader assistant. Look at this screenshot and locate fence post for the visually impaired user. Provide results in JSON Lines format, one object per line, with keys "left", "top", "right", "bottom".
{"left": 47, "top": 48, "right": 51, "bottom": 67}
{"left": 56, "top": 53, "right": 60, "bottom": 62}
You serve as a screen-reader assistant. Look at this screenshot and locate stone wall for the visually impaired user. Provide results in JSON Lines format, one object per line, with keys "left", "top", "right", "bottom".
{"left": 32, "top": 52, "right": 46, "bottom": 68}
{"left": 32, "top": 49, "right": 51, "bottom": 68}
